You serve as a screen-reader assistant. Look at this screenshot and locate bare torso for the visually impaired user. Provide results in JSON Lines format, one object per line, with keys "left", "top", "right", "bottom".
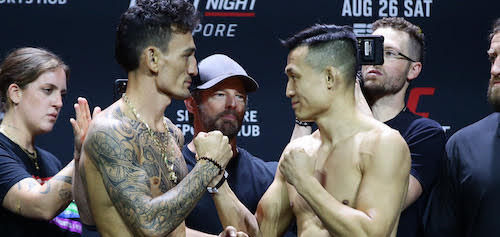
{"left": 80, "top": 104, "right": 189, "bottom": 237}
{"left": 288, "top": 125, "right": 400, "bottom": 237}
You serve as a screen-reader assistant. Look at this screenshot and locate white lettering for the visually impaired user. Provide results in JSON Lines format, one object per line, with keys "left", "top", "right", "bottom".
{"left": 249, "top": 110, "right": 257, "bottom": 122}
{"left": 244, "top": 110, "right": 258, "bottom": 122}
{"left": 379, "top": 0, "right": 387, "bottom": 17}
{"left": 203, "top": 24, "right": 214, "bottom": 36}
{"left": 192, "top": 0, "right": 200, "bottom": 9}
{"left": 235, "top": 0, "right": 247, "bottom": 10}
{"left": 424, "top": 0, "right": 432, "bottom": 17}
{"left": 342, "top": 0, "right": 352, "bottom": 16}
{"left": 252, "top": 125, "right": 260, "bottom": 136}
{"left": 194, "top": 24, "right": 238, "bottom": 37}
{"left": 227, "top": 24, "right": 237, "bottom": 37}
{"left": 249, "top": 0, "right": 256, "bottom": 10}
{"left": 414, "top": 0, "right": 424, "bottom": 17}
{"left": 215, "top": 24, "right": 226, "bottom": 37}
{"left": 193, "top": 24, "right": 202, "bottom": 35}
{"left": 176, "top": 110, "right": 189, "bottom": 122}
{"left": 364, "top": 0, "right": 372, "bottom": 16}
{"left": 403, "top": 0, "right": 432, "bottom": 17}
{"left": 353, "top": 23, "right": 373, "bottom": 35}
{"left": 206, "top": 0, "right": 220, "bottom": 10}
{"left": 404, "top": 0, "right": 413, "bottom": 17}
{"left": 223, "top": 0, "right": 235, "bottom": 10}
{"left": 353, "top": 0, "right": 361, "bottom": 17}
{"left": 240, "top": 125, "right": 251, "bottom": 136}
{"left": 206, "top": 0, "right": 256, "bottom": 10}
{"left": 389, "top": 0, "right": 398, "bottom": 16}
{"left": 182, "top": 124, "right": 194, "bottom": 136}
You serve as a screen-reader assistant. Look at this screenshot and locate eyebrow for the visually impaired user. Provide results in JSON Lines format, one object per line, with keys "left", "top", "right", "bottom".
{"left": 43, "top": 83, "right": 67, "bottom": 92}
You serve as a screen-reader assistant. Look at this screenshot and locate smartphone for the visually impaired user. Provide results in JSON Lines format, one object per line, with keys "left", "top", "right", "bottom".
{"left": 113, "top": 79, "right": 128, "bottom": 101}
{"left": 357, "top": 35, "right": 384, "bottom": 65}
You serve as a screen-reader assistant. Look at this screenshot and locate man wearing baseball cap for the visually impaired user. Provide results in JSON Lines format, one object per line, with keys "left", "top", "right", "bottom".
{"left": 182, "top": 54, "right": 284, "bottom": 235}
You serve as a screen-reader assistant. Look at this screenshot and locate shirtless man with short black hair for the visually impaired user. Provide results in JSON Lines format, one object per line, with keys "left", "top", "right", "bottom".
{"left": 77, "top": 1, "right": 245, "bottom": 236}
{"left": 211, "top": 24, "right": 411, "bottom": 237}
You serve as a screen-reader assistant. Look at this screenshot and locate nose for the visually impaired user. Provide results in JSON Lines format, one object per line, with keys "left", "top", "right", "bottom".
{"left": 285, "top": 80, "right": 295, "bottom": 98}
{"left": 53, "top": 93, "right": 63, "bottom": 109}
{"left": 188, "top": 56, "right": 198, "bottom": 76}
{"left": 492, "top": 56, "right": 500, "bottom": 78}
{"left": 225, "top": 94, "right": 237, "bottom": 110}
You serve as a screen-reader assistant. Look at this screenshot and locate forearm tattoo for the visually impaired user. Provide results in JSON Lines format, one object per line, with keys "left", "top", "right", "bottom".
{"left": 84, "top": 107, "right": 219, "bottom": 235}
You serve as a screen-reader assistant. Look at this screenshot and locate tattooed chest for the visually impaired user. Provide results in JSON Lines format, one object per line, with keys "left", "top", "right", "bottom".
{"left": 136, "top": 133, "right": 188, "bottom": 195}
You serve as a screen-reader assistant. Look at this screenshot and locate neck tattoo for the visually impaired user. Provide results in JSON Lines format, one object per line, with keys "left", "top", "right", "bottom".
{"left": 122, "top": 94, "right": 178, "bottom": 184}
{"left": 0, "top": 125, "right": 39, "bottom": 171}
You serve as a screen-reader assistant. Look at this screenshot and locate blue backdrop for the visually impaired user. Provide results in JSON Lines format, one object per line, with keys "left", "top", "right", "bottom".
{"left": 0, "top": 0, "right": 498, "bottom": 164}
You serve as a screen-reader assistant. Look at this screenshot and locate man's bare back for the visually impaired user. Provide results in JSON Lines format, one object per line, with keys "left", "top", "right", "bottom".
{"left": 283, "top": 118, "right": 407, "bottom": 237}
{"left": 80, "top": 103, "right": 194, "bottom": 237}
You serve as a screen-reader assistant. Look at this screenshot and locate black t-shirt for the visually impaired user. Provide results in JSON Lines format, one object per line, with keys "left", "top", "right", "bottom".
{"left": 385, "top": 109, "right": 446, "bottom": 237}
{"left": 425, "top": 112, "right": 500, "bottom": 237}
{"left": 0, "top": 133, "right": 69, "bottom": 236}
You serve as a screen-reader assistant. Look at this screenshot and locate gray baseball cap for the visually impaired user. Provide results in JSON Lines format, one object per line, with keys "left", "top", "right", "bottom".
{"left": 190, "top": 54, "right": 259, "bottom": 92}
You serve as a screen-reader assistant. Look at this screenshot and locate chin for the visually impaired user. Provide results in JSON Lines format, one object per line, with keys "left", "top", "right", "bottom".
{"left": 171, "top": 90, "right": 191, "bottom": 100}
{"left": 36, "top": 125, "right": 55, "bottom": 135}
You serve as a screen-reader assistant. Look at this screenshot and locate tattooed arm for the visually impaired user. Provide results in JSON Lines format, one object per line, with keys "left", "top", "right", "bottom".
{"left": 2, "top": 160, "right": 74, "bottom": 220}
{"left": 85, "top": 120, "right": 231, "bottom": 237}
{"left": 166, "top": 117, "right": 184, "bottom": 149}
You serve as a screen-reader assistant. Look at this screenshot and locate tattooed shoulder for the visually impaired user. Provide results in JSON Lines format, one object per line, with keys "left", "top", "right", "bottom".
{"left": 164, "top": 117, "right": 184, "bottom": 149}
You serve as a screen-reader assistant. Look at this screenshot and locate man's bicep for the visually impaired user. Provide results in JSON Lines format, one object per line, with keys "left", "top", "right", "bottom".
{"left": 256, "top": 168, "right": 293, "bottom": 236}
{"left": 356, "top": 134, "right": 411, "bottom": 232}
{"left": 404, "top": 175, "right": 423, "bottom": 209}
{"left": 84, "top": 127, "right": 153, "bottom": 225}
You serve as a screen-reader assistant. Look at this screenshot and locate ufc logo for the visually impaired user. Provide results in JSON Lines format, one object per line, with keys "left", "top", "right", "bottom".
{"left": 406, "top": 87, "right": 435, "bottom": 118}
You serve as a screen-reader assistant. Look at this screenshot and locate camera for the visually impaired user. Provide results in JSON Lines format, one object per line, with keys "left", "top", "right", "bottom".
{"left": 357, "top": 35, "right": 384, "bottom": 65}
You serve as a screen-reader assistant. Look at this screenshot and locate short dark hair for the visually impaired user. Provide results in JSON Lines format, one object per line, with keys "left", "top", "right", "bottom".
{"left": 282, "top": 24, "right": 359, "bottom": 82}
{"left": 0, "top": 47, "right": 69, "bottom": 112}
{"left": 372, "top": 17, "right": 425, "bottom": 62}
{"left": 115, "top": 0, "right": 200, "bottom": 72}
{"left": 490, "top": 17, "right": 500, "bottom": 42}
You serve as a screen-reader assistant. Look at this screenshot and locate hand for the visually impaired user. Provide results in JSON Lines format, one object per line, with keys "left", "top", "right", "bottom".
{"left": 355, "top": 78, "right": 373, "bottom": 117}
{"left": 218, "top": 226, "right": 248, "bottom": 237}
{"left": 194, "top": 131, "right": 232, "bottom": 168}
{"left": 280, "top": 148, "right": 314, "bottom": 187}
{"left": 70, "top": 97, "right": 101, "bottom": 160}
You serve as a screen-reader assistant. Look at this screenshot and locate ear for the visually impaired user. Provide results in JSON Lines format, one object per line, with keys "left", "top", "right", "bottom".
{"left": 325, "top": 66, "right": 337, "bottom": 89}
{"left": 407, "top": 62, "right": 422, "bottom": 82}
{"left": 184, "top": 96, "right": 197, "bottom": 113}
{"left": 7, "top": 83, "right": 22, "bottom": 105}
{"left": 144, "top": 47, "right": 161, "bottom": 73}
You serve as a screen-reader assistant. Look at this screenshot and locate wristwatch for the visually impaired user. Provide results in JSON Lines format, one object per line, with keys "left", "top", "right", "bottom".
{"left": 207, "top": 170, "right": 228, "bottom": 194}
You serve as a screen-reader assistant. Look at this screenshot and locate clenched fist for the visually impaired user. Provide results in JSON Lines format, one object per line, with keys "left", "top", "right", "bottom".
{"left": 280, "top": 148, "right": 314, "bottom": 187}
{"left": 218, "top": 226, "right": 248, "bottom": 237}
{"left": 194, "top": 131, "right": 233, "bottom": 169}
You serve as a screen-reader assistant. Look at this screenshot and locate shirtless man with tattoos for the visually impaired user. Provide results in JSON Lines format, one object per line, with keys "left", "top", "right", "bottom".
{"left": 212, "top": 24, "right": 411, "bottom": 237}
{"left": 78, "top": 1, "right": 244, "bottom": 236}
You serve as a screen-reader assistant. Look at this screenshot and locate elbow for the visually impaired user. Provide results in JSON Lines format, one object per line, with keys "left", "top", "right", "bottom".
{"left": 30, "top": 203, "right": 60, "bottom": 221}
{"left": 27, "top": 195, "right": 71, "bottom": 221}
{"left": 336, "top": 215, "right": 390, "bottom": 237}
{"left": 357, "top": 222, "right": 391, "bottom": 237}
